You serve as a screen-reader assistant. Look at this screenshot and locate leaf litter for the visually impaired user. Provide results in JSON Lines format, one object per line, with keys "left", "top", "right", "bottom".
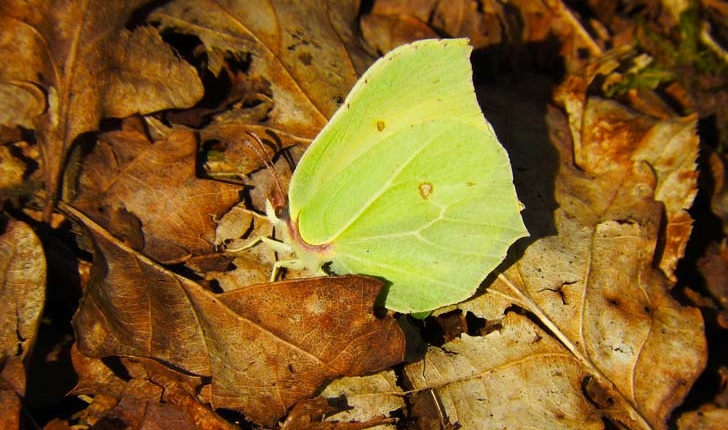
{"left": 1, "top": 0, "right": 727, "bottom": 428}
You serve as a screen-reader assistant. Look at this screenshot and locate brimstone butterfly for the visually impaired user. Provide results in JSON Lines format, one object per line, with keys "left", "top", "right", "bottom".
{"left": 267, "top": 38, "right": 528, "bottom": 314}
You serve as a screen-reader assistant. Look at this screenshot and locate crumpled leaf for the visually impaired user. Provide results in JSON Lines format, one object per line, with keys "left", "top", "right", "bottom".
{"left": 360, "top": 0, "right": 501, "bottom": 53}
{"left": 66, "top": 204, "right": 405, "bottom": 426}
{"left": 69, "top": 345, "right": 235, "bottom": 430}
{"left": 281, "top": 395, "right": 396, "bottom": 429}
{"left": 150, "top": 0, "right": 373, "bottom": 146}
{"left": 72, "top": 125, "right": 241, "bottom": 264}
{"left": 0, "top": 0, "right": 203, "bottom": 215}
{"left": 401, "top": 74, "right": 705, "bottom": 429}
{"left": 555, "top": 49, "right": 699, "bottom": 280}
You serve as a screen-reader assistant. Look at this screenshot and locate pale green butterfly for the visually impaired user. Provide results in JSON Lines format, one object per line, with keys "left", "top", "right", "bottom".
{"left": 265, "top": 38, "right": 528, "bottom": 314}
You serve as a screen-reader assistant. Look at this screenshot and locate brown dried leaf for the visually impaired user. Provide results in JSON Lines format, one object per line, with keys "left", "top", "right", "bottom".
{"left": 0, "top": 220, "right": 46, "bottom": 366}
{"left": 0, "top": 81, "right": 45, "bottom": 129}
{"left": 401, "top": 75, "right": 705, "bottom": 428}
{"left": 0, "top": 220, "right": 45, "bottom": 429}
{"left": 0, "top": 0, "right": 203, "bottom": 215}
{"left": 282, "top": 395, "right": 395, "bottom": 429}
{"left": 318, "top": 372, "right": 404, "bottom": 428}
{"left": 360, "top": 0, "right": 502, "bottom": 53}
{"left": 211, "top": 203, "right": 276, "bottom": 288}
{"left": 150, "top": 0, "right": 372, "bottom": 142}
{"left": 66, "top": 204, "right": 405, "bottom": 426}
{"left": 72, "top": 127, "right": 241, "bottom": 264}
{"left": 555, "top": 49, "right": 699, "bottom": 280}
{"left": 0, "top": 377, "right": 21, "bottom": 430}
{"left": 69, "top": 345, "right": 235, "bottom": 430}
{"left": 407, "top": 313, "right": 602, "bottom": 428}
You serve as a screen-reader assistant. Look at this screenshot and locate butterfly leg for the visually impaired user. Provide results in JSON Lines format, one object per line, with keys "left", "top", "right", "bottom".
{"left": 270, "top": 258, "right": 307, "bottom": 282}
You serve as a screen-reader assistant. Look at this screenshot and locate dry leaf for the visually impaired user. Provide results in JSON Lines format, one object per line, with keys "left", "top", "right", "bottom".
{"left": 400, "top": 75, "right": 705, "bottom": 428}
{"left": 0, "top": 0, "right": 203, "bottom": 215}
{"left": 0, "top": 378, "right": 21, "bottom": 430}
{"left": 0, "top": 81, "right": 45, "bottom": 129}
{"left": 0, "top": 220, "right": 46, "bottom": 366}
{"left": 555, "top": 49, "right": 699, "bottom": 281}
{"left": 211, "top": 203, "right": 277, "bottom": 289}
{"left": 407, "top": 313, "right": 603, "bottom": 428}
{"left": 72, "top": 126, "right": 241, "bottom": 264}
{"left": 319, "top": 372, "right": 404, "bottom": 428}
{"left": 70, "top": 345, "right": 235, "bottom": 430}
{"left": 150, "top": 0, "right": 373, "bottom": 144}
{"left": 360, "top": 0, "right": 502, "bottom": 52}
{"left": 0, "top": 146, "right": 28, "bottom": 191}
{"left": 0, "top": 220, "right": 46, "bottom": 429}
{"left": 282, "top": 396, "right": 395, "bottom": 430}
{"left": 65, "top": 204, "right": 405, "bottom": 426}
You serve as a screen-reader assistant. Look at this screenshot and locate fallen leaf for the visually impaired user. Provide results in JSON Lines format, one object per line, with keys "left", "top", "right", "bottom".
{"left": 0, "top": 220, "right": 46, "bottom": 367}
{"left": 0, "top": 220, "right": 46, "bottom": 429}
{"left": 401, "top": 76, "right": 705, "bottom": 428}
{"left": 72, "top": 126, "right": 241, "bottom": 264}
{"left": 0, "top": 0, "right": 203, "bottom": 216}
{"left": 150, "top": 0, "right": 373, "bottom": 144}
{"left": 407, "top": 313, "right": 602, "bottom": 428}
{"left": 65, "top": 204, "right": 405, "bottom": 426}
{"left": 282, "top": 395, "right": 395, "bottom": 429}
{"left": 70, "top": 345, "right": 235, "bottom": 430}
{"left": 360, "top": 0, "right": 502, "bottom": 52}
{"left": 318, "top": 372, "right": 404, "bottom": 428}
{"left": 211, "top": 203, "right": 277, "bottom": 289}
{"left": 0, "top": 81, "right": 45, "bottom": 129}
{"left": 0, "top": 378, "right": 21, "bottom": 430}
{"left": 556, "top": 48, "right": 699, "bottom": 280}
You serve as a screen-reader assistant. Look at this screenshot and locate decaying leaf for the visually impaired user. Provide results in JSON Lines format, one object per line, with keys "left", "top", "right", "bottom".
{"left": 65, "top": 204, "right": 405, "bottom": 426}
{"left": 72, "top": 125, "right": 241, "bottom": 264}
{"left": 281, "top": 395, "right": 396, "bottom": 430}
{"left": 0, "top": 0, "right": 203, "bottom": 216}
{"left": 400, "top": 74, "right": 704, "bottom": 428}
{"left": 0, "top": 220, "right": 46, "bottom": 366}
{"left": 407, "top": 313, "right": 603, "bottom": 428}
{"left": 0, "top": 220, "right": 46, "bottom": 428}
{"left": 555, "top": 50, "right": 699, "bottom": 280}
{"left": 70, "top": 345, "right": 236, "bottom": 430}
{"left": 150, "top": 0, "right": 373, "bottom": 146}
{"left": 319, "top": 371, "right": 404, "bottom": 428}
{"left": 360, "top": 0, "right": 501, "bottom": 53}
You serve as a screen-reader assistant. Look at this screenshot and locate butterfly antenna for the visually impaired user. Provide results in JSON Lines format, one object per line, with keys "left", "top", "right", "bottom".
{"left": 244, "top": 131, "right": 287, "bottom": 212}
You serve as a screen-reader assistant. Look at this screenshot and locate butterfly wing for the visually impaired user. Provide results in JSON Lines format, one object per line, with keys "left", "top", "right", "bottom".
{"left": 288, "top": 39, "right": 528, "bottom": 313}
